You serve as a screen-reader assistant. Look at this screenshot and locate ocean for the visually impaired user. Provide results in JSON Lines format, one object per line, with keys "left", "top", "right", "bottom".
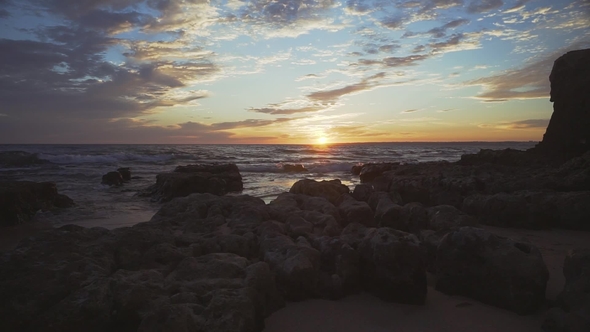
{"left": 0, "top": 142, "right": 536, "bottom": 229}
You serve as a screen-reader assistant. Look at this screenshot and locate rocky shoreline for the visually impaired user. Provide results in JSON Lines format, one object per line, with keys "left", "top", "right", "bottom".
{"left": 1, "top": 49, "right": 589, "bottom": 332}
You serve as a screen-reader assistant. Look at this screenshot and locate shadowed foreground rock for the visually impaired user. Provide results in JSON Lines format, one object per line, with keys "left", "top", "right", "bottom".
{"left": 435, "top": 227, "right": 549, "bottom": 315}
{"left": 140, "top": 163, "right": 243, "bottom": 202}
{"left": 0, "top": 181, "right": 74, "bottom": 226}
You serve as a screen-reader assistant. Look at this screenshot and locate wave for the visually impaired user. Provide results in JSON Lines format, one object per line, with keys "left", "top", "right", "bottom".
{"left": 38, "top": 153, "right": 198, "bottom": 165}
{"left": 239, "top": 162, "right": 354, "bottom": 174}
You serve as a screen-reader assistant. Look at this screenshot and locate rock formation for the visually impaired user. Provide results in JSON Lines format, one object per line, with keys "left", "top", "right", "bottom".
{"left": 0, "top": 181, "right": 74, "bottom": 226}
{"left": 0, "top": 151, "right": 51, "bottom": 167}
{"left": 140, "top": 163, "right": 243, "bottom": 202}
{"left": 535, "top": 49, "right": 590, "bottom": 160}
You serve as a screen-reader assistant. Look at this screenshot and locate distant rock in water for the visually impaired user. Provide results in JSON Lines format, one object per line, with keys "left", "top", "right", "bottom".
{"left": 282, "top": 164, "right": 308, "bottom": 172}
{"left": 0, "top": 181, "right": 74, "bottom": 226}
{"left": 0, "top": 151, "right": 51, "bottom": 167}
{"left": 117, "top": 167, "right": 131, "bottom": 181}
{"left": 535, "top": 49, "right": 590, "bottom": 160}
{"left": 140, "top": 163, "right": 243, "bottom": 202}
{"left": 102, "top": 171, "right": 124, "bottom": 186}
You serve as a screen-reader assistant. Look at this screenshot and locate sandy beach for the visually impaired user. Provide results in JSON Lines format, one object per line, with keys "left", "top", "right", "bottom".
{"left": 264, "top": 226, "right": 590, "bottom": 332}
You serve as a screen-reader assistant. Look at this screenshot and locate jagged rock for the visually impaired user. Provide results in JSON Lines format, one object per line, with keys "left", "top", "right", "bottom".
{"left": 535, "top": 49, "right": 590, "bottom": 160}
{"left": 140, "top": 164, "right": 243, "bottom": 202}
{"left": 289, "top": 179, "right": 349, "bottom": 205}
{"left": 543, "top": 248, "right": 590, "bottom": 331}
{"left": 117, "top": 167, "right": 132, "bottom": 181}
{"left": 458, "top": 148, "right": 532, "bottom": 167}
{"left": 337, "top": 194, "right": 374, "bottom": 227}
{"left": 311, "top": 236, "right": 360, "bottom": 299}
{"left": 427, "top": 205, "right": 476, "bottom": 231}
{"left": 374, "top": 197, "right": 402, "bottom": 229}
{"left": 282, "top": 164, "right": 308, "bottom": 172}
{"left": 0, "top": 181, "right": 74, "bottom": 226}
{"left": 359, "top": 163, "right": 398, "bottom": 182}
{"left": 0, "top": 151, "right": 51, "bottom": 167}
{"left": 352, "top": 183, "right": 373, "bottom": 202}
{"left": 357, "top": 228, "right": 427, "bottom": 305}
{"left": 102, "top": 171, "right": 124, "bottom": 186}
{"left": 435, "top": 227, "right": 549, "bottom": 315}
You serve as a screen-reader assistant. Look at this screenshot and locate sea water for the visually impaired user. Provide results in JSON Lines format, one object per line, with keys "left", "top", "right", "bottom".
{"left": 0, "top": 142, "right": 536, "bottom": 229}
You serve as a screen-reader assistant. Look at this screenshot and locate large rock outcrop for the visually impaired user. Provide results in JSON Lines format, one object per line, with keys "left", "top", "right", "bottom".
{"left": 435, "top": 227, "right": 549, "bottom": 315}
{"left": 535, "top": 49, "right": 590, "bottom": 160}
{"left": 0, "top": 181, "right": 74, "bottom": 226}
{"left": 140, "top": 163, "right": 243, "bottom": 202}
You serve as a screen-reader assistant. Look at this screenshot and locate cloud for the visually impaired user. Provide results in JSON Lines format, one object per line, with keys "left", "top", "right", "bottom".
{"left": 307, "top": 72, "right": 387, "bottom": 103}
{"left": 329, "top": 125, "right": 389, "bottom": 138}
{"left": 478, "top": 119, "right": 549, "bottom": 130}
{"left": 402, "top": 109, "right": 419, "bottom": 113}
{"left": 248, "top": 105, "right": 325, "bottom": 115}
{"left": 467, "top": 0, "right": 504, "bottom": 14}
{"left": 467, "top": 40, "right": 590, "bottom": 101}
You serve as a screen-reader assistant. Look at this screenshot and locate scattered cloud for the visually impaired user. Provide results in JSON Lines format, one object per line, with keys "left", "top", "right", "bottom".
{"left": 479, "top": 118, "right": 549, "bottom": 130}
{"left": 402, "top": 109, "right": 419, "bottom": 113}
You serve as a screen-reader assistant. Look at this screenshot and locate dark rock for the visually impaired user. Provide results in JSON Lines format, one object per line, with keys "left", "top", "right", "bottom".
{"left": 0, "top": 181, "right": 74, "bottom": 226}
{"left": 543, "top": 249, "right": 590, "bottom": 331}
{"left": 117, "top": 167, "right": 132, "bottom": 181}
{"left": 0, "top": 151, "right": 51, "bottom": 167}
{"left": 351, "top": 165, "right": 363, "bottom": 175}
{"left": 359, "top": 163, "right": 399, "bottom": 182}
{"left": 337, "top": 194, "right": 375, "bottom": 227}
{"left": 283, "top": 164, "right": 308, "bottom": 172}
{"left": 392, "top": 202, "right": 428, "bottom": 233}
{"left": 140, "top": 164, "right": 243, "bottom": 202}
{"left": 427, "top": 205, "right": 476, "bottom": 231}
{"left": 102, "top": 171, "right": 124, "bottom": 186}
{"left": 311, "top": 236, "right": 360, "bottom": 299}
{"left": 458, "top": 148, "right": 532, "bottom": 167}
{"left": 357, "top": 228, "right": 427, "bottom": 304}
{"left": 435, "top": 227, "right": 549, "bottom": 315}
{"left": 352, "top": 184, "right": 373, "bottom": 202}
{"left": 374, "top": 197, "right": 403, "bottom": 229}
{"left": 535, "top": 49, "right": 590, "bottom": 160}
{"left": 289, "top": 179, "right": 349, "bottom": 205}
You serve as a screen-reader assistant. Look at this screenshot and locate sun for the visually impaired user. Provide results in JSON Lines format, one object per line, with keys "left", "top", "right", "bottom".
{"left": 316, "top": 136, "right": 329, "bottom": 145}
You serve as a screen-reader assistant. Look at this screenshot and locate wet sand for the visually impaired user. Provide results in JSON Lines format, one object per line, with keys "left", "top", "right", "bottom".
{"left": 264, "top": 226, "right": 590, "bottom": 332}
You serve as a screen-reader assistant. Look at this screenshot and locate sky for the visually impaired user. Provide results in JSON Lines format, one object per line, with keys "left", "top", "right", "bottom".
{"left": 0, "top": 0, "right": 589, "bottom": 144}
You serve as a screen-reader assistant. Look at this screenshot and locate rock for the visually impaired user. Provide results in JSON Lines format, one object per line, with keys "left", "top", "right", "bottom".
{"left": 351, "top": 184, "right": 373, "bottom": 202}
{"left": 419, "top": 229, "right": 449, "bottom": 273}
{"left": 140, "top": 164, "right": 243, "bottom": 202}
{"left": 337, "top": 194, "right": 375, "bottom": 227}
{"left": 374, "top": 197, "right": 402, "bottom": 229}
{"left": 543, "top": 249, "right": 590, "bottom": 331}
{"left": 102, "top": 171, "right": 124, "bottom": 186}
{"left": 283, "top": 164, "right": 308, "bottom": 172}
{"left": 286, "top": 215, "right": 314, "bottom": 238}
{"left": 311, "top": 236, "right": 360, "bottom": 299}
{"left": 117, "top": 167, "right": 132, "bottom": 181}
{"left": 435, "top": 227, "right": 549, "bottom": 314}
{"left": 427, "top": 205, "right": 476, "bottom": 231}
{"left": 357, "top": 228, "right": 427, "bottom": 304}
{"left": 0, "top": 150, "right": 51, "bottom": 167}
{"left": 458, "top": 148, "right": 532, "bottom": 167}
{"left": 340, "top": 222, "right": 370, "bottom": 249}
{"left": 289, "top": 179, "right": 349, "bottom": 205}
{"left": 393, "top": 202, "right": 429, "bottom": 233}
{"left": 258, "top": 226, "right": 321, "bottom": 300}
{"left": 351, "top": 165, "right": 363, "bottom": 175}
{"left": 359, "top": 163, "right": 398, "bottom": 182}
{"left": 0, "top": 181, "right": 74, "bottom": 226}
{"left": 535, "top": 49, "right": 590, "bottom": 160}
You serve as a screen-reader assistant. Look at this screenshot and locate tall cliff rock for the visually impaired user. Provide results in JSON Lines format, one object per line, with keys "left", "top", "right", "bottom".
{"left": 535, "top": 49, "right": 590, "bottom": 160}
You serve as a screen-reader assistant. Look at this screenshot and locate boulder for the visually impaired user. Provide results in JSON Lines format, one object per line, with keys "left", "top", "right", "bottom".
{"left": 357, "top": 228, "right": 427, "bottom": 304}
{"left": 535, "top": 49, "right": 590, "bottom": 160}
{"left": 283, "top": 164, "right": 308, "bottom": 172}
{"left": 0, "top": 151, "right": 51, "bottom": 167}
{"left": 311, "top": 236, "right": 360, "bottom": 299}
{"left": 435, "top": 227, "right": 549, "bottom": 315}
{"left": 140, "top": 164, "right": 243, "bottom": 202}
{"left": 351, "top": 184, "right": 373, "bottom": 202}
{"left": 289, "top": 179, "right": 349, "bottom": 205}
{"left": 543, "top": 249, "right": 590, "bottom": 331}
{"left": 117, "top": 167, "right": 132, "bottom": 181}
{"left": 102, "top": 171, "right": 124, "bottom": 186}
{"left": 359, "top": 163, "right": 398, "bottom": 182}
{"left": 337, "top": 194, "right": 374, "bottom": 227}
{"left": 427, "top": 205, "right": 476, "bottom": 231}
{"left": 0, "top": 181, "right": 74, "bottom": 226}
{"left": 374, "top": 197, "right": 402, "bottom": 229}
